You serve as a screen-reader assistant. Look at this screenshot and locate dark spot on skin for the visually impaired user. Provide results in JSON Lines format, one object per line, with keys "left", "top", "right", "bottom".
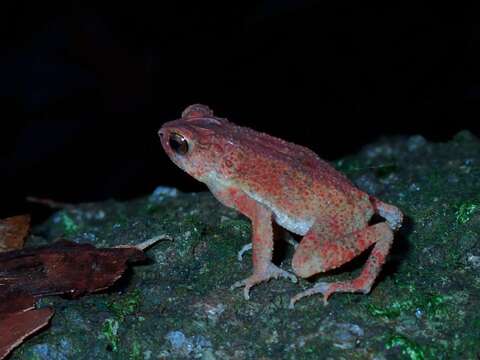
{"left": 225, "top": 159, "right": 233, "bottom": 168}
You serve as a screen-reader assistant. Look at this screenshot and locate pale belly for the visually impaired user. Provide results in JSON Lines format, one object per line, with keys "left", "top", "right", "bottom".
{"left": 245, "top": 184, "right": 371, "bottom": 237}
{"left": 272, "top": 209, "right": 313, "bottom": 236}
{"left": 245, "top": 189, "right": 315, "bottom": 236}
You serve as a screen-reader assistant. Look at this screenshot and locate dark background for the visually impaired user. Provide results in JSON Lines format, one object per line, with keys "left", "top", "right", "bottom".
{"left": 1, "top": 2, "right": 479, "bottom": 221}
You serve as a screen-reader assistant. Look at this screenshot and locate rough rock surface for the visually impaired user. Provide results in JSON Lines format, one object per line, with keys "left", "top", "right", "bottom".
{"left": 10, "top": 131, "right": 480, "bottom": 359}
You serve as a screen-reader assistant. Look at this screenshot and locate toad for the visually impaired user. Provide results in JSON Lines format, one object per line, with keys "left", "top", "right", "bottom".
{"left": 159, "top": 104, "right": 403, "bottom": 307}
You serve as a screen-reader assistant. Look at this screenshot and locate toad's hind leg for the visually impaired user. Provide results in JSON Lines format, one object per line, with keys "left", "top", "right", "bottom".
{"left": 290, "top": 222, "right": 393, "bottom": 307}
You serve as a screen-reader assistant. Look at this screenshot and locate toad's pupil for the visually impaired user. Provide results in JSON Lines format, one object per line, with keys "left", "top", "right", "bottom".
{"left": 169, "top": 133, "right": 189, "bottom": 155}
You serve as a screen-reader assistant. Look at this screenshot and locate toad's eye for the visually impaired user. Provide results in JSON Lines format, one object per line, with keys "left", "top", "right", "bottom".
{"left": 169, "top": 132, "right": 189, "bottom": 155}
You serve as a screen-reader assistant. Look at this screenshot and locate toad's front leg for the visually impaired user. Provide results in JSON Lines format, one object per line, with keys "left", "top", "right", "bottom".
{"left": 231, "top": 203, "right": 297, "bottom": 299}
{"left": 210, "top": 187, "right": 297, "bottom": 299}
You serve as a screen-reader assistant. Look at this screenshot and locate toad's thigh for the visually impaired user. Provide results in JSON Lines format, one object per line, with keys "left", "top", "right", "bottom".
{"left": 292, "top": 222, "right": 392, "bottom": 278}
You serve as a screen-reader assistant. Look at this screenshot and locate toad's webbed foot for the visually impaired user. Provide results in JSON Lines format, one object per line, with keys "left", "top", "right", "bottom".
{"left": 231, "top": 263, "right": 297, "bottom": 300}
{"left": 289, "top": 280, "right": 372, "bottom": 308}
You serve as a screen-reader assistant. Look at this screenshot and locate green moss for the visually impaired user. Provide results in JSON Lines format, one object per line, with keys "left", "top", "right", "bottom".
{"left": 99, "top": 290, "right": 145, "bottom": 355}
{"left": 107, "top": 289, "right": 142, "bottom": 321}
{"left": 60, "top": 212, "right": 79, "bottom": 236}
{"left": 455, "top": 202, "right": 479, "bottom": 224}
{"left": 129, "top": 341, "right": 143, "bottom": 360}
{"left": 367, "top": 299, "right": 415, "bottom": 319}
{"left": 385, "top": 334, "right": 426, "bottom": 360}
{"left": 100, "top": 318, "right": 120, "bottom": 352}
{"left": 367, "top": 292, "right": 448, "bottom": 321}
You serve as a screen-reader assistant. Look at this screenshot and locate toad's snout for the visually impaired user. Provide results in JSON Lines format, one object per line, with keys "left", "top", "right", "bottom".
{"left": 158, "top": 128, "right": 165, "bottom": 140}
{"left": 158, "top": 127, "right": 169, "bottom": 151}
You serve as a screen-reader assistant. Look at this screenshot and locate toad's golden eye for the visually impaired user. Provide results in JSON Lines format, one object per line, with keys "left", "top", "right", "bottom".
{"left": 169, "top": 132, "right": 189, "bottom": 155}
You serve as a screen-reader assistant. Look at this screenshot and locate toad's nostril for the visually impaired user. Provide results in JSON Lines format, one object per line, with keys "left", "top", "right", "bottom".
{"left": 158, "top": 130, "right": 164, "bottom": 138}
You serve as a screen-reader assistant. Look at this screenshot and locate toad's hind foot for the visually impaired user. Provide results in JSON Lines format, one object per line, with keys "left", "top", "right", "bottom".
{"left": 289, "top": 280, "right": 371, "bottom": 308}
{"left": 231, "top": 263, "right": 297, "bottom": 300}
{"left": 289, "top": 282, "right": 332, "bottom": 308}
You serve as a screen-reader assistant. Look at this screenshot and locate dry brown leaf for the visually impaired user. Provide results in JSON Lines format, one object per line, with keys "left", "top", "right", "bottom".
{"left": 0, "top": 292, "right": 36, "bottom": 315}
{"left": 0, "top": 307, "right": 54, "bottom": 360}
{"left": 0, "top": 240, "right": 147, "bottom": 297}
{"left": 0, "top": 235, "right": 169, "bottom": 359}
{"left": 0, "top": 215, "right": 30, "bottom": 252}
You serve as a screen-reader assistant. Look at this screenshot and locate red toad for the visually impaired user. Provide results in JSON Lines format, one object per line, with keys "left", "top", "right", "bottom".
{"left": 159, "top": 104, "right": 403, "bottom": 307}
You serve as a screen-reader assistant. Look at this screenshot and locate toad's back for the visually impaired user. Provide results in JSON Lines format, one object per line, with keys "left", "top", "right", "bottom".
{"left": 208, "top": 120, "right": 374, "bottom": 235}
